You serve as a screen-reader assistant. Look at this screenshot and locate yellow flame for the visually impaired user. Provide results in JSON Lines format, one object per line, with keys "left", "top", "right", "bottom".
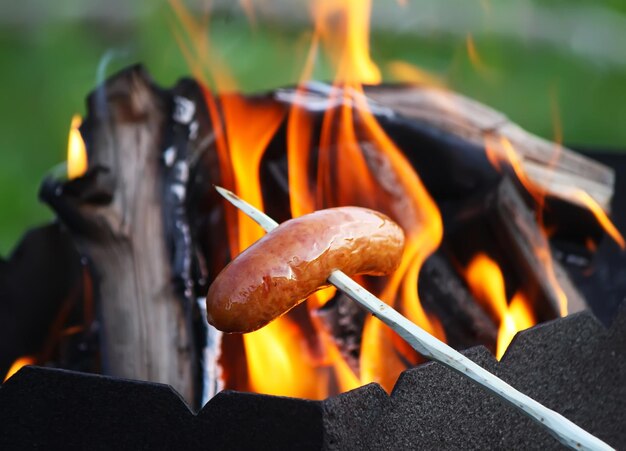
{"left": 496, "top": 291, "right": 534, "bottom": 359}
{"left": 465, "top": 34, "right": 493, "bottom": 79}
{"left": 465, "top": 254, "right": 536, "bottom": 360}
{"left": 386, "top": 60, "right": 445, "bottom": 88}
{"left": 313, "top": 0, "right": 381, "bottom": 85}
{"left": 245, "top": 317, "right": 327, "bottom": 398}
{"left": 67, "top": 115, "right": 87, "bottom": 180}
{"left": 3, "top": 356, "right": 35, "bottom": 382}
{"left": 570, "top": 190, "right": 625, "bottom": 250}
{"left": 485, "top": 133, "right": 625, "bottom": 314}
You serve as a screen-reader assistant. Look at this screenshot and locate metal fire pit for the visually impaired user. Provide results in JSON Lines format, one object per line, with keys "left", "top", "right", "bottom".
{"left": 1, "top": 306, "right": 624, "bottom": 450}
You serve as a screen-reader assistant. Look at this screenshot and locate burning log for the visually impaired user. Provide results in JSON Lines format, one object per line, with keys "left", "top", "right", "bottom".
{"left": 273, "top": 84, "right": 615, "bottom": 249}
{"left": 39, "top": 66, "right": 207, "bottom": 404}
{"left": 446, "top": 177, "right": 586, "bottom": 320}
{"left": 365, "top": 84, "right": 614, "bottom": 212}
{"left": 484, "top": 178, "right": 587, "bottom": 316}
{"left": 418, "top": 250, "right": 497, "bottom": 351}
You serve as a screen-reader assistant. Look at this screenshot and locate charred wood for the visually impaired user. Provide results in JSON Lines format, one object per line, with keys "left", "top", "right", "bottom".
{"left": 39, "top": 65, "right": 201, "bottom": 404}
{"left": 486, "top": 178, "right": 587, "bottom": 317}
{"left": 0, "top": 223, "right": 86, "bottom": 378}
{"left": 418, "top": 250, "right": 497, "bottom": 351}
{"left": 273, "top": 84, "right": 613, "bottom": 247}
{"left": 365, "top": 84, "right": 614, "bottom": 212}
{"left": 446, "top": 177, "right": 587, "bottom": 321}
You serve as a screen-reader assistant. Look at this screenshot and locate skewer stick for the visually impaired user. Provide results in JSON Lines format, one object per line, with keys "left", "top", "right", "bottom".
{"left": 215, "top": 185, "right": 612, "bottom": 451}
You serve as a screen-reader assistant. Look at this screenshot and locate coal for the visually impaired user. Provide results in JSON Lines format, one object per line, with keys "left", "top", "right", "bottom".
{"left": 1, "top": 305, "right": 623, "bottom": 450}
{"left": 0, "top": 223, "right": 87, "bottom": 378}
{"left": 418, "top": 249, "right": 497, "bottom": 350}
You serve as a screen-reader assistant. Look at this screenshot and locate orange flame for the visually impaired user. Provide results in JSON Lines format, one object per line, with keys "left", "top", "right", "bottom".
{"left": 67, "top": 114, "right": 87, "bottom": 180}
{"left": 245, "top": 317, "right": 327, "bottom": 398}
{"left": 3, "top": 356, "right": 35, "bottom": 382}
{"left": 497, "top": 291, "right": 534, "bottom": 360}
{"left": 284, "top": 0, "right": 446, "bottom": 392}
{"left": 485, "top": 133, "right": 624, "bottom": 314}
{"left": 465, "top": 254, "right": 535, "bottom": 360}
{"left": 386, "top": 60, "right": 445, "bottom": 88}
{"left": 171, "top": 0, "right": 587, "bottom": 399}
{"left": 570, "top": 190, "right": 625, "bottom": 249}
{"left": 466, "top": 34, "right": 483, "bottom": 69}
{"left": 465, "top": 34, "right": 493, "bottom": 79}
{"left": 313, "top": 0, "right": 381, "bottom": 85}
{"left": 484, "top": 135, "right": 544, "bottom": 207}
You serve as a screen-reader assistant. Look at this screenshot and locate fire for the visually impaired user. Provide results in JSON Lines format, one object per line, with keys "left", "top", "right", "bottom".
{"left": 485, "top": 134, "right": 625, "bottom": 315}
{"left": 466, "top": 34, "right": 493, "bottom": 79}
{"left": 170, "top": 0, "right": 610, "bottom": 400}
{"left": 202, "top": 92, "right": 329, "bottom": 398}
{"left": 67, "top": 114, "right": 87, "bottom": 180}
{"left": 484, "top": 135, "right": 543, "bottom": 207}
{"left": 313, "top": 0, "right": 381, "bottom": 85}
{"left": 569, "top": 190, "right": 625, "bottom": 250}
{"left": 3, "top": 356, "right": 35, "bottom": 382}
{"left": 386, "top": 61, "right": 445, "bottom": 88}
{"left": 465, "top": 254, "right": 535, "bottom": 360}
{"left": 189, "top": 0, "right": 444, "bottom": 396}
{"left": 245, "top": 318, "right": 327, "bottom": 398}
{"left": 497, "top": 291, "right": 534, "bottom": 360}
{"left": 466, "top": 34, "right": 484, "bottom": 71}
{"left": 285, "top": 0, "right": 446, "bottom": 392}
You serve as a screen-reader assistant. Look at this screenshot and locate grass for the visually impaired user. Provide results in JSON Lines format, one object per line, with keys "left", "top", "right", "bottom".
{"left": 1, "top": 2, "right": 625, "bottom": 255}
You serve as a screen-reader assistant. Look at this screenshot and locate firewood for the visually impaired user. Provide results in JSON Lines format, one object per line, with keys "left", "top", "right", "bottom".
{"left": 40, "top": 66, "right": 200, "bottom": 404}
{"left": 0, "top": 224, "right": 85, "bottom": 378}
{"left": 365, "top": 84, "right": 614, "bottom": 212}
{"left": 446, "top": 177, "right": 587, "bottom": 319}
{"left": 487, "top": 178, "right": 586, "bottom": 317}
{"left": 418, "top": 250, "right": 497, "bottom": 350}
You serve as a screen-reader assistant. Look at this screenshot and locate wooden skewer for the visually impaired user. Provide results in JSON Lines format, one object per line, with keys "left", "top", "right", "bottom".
{"left": 214, "top": 185, "right": 612, "bottom": 451}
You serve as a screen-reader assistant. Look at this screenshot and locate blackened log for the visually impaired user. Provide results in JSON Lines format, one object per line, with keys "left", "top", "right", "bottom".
{"left": 40, "top": 65, "right": 199, "bottom": 404}
{"left": 272, "top": 84, "right": 613, "bottom": 247}
{"left": 365, "top": 84, "right": 614, "bottom": 212}
{"left": 0, "top": 223, "right": 84, "bottom": 378}
{"left": 488, "top": 178, "right": 586, "bottom": 317}
{"left": 447, "top": 177, "right": 587, "bottom": 320}
{"left": 418, "top": 251, "right": 497, "bottom": 350}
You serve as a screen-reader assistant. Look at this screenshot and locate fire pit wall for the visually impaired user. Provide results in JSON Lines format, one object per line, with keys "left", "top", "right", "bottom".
{"left": 1, "top": 306, "right": 624, "bottom": 449}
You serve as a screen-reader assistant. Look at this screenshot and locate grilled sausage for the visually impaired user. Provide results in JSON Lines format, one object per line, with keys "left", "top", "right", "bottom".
{"left": 206, "top": 207, "right": 405, "bottom": 333}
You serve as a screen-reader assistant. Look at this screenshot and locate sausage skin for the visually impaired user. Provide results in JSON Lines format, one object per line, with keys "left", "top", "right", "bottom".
{"left": 206, "top": 207, "right": 405, "bottom": 333}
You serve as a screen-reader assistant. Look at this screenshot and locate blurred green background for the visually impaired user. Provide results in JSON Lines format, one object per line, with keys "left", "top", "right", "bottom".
{"left": 1, "top": 0, "right": 625, "bottom": 255}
